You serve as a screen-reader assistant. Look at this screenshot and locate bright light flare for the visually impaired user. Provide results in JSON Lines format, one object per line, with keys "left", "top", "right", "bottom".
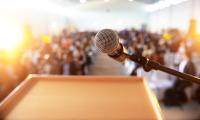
{"left": 0, "top": 19, "right": 23, "bottom": 52}
{"left": 104, "top": 0, "right": 110, "bottom": 3}
{"left": 80, "top": 0, "right": 87, "bottom": 4}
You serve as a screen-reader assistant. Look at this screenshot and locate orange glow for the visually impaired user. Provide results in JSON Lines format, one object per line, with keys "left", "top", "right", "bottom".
{"left": 187, "top": 19, "right": 197, "bottom": 40}
{"left": 0, "top": 19, "right": 23, "bottom": 52}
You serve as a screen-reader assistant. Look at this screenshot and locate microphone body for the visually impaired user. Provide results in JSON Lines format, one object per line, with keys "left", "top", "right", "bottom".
{"left": 108, "top": 43, "right": 127, "bottom": 62}
{"left": 94, "top": 29, "right": 200, "bottom": 84}
{"left": 95, "top": 29, "right": 126, "bottom": 62}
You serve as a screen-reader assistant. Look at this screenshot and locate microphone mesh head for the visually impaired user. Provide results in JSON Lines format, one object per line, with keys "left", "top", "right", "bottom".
{"left": 94, "top": 29, "right": 119, "bottom": 54}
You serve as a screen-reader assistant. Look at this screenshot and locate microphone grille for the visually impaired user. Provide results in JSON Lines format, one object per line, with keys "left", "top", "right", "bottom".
{"left": 94, "top": 29, "right": 119, "bottom": 54}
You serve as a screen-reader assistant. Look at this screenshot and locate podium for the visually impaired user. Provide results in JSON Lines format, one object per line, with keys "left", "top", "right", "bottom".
{"left": 0, "top": 75, "right": 163, "bottom": 119}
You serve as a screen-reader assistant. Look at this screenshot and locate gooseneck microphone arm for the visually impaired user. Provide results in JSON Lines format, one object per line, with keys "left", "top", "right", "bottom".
{"left": 124, "top": 52, "right": 200, "bottom": 84}
{"left": 94, "top": 29, "right": 200, "bottom": 85}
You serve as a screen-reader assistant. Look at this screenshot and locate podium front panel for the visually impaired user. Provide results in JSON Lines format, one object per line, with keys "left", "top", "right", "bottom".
{"left": 0, "top": 75, "right": 162, "bottom": 119}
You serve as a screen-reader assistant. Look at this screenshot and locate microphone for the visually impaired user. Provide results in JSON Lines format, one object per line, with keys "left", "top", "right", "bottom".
{"left": 94, "top": 29, "right": 126, "bottom": 62}
{"left": 94, "top": 28, "right": 200, "bottom": 84}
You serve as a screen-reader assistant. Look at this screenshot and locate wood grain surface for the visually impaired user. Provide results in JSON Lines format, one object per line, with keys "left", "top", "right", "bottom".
{"left": 0, "top": 75, "right": 162, "bottom": 120}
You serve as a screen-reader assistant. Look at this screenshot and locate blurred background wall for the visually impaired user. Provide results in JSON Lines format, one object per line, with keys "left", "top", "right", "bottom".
{"left": 148, "top": 0, "right": 200, "bottom": 32}
{"left": 1, "top": 0, "right": 200, "bottom": 36}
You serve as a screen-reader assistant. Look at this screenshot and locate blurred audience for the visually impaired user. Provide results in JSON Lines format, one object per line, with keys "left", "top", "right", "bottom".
{"left": 118, "top": 28, "right": 200, "bottom": 106}
{"left": 1, "top": 26, "right": 200, "bottom": 107}
{"left": 0, "top": 28, "right": 96, "bottom": 101}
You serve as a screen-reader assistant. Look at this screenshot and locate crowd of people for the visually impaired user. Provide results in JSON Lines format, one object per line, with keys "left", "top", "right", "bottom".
{"left": 1, "top": 26, "right": 200, "bottom": 106}
{"left": 0, "top": 29, "right": 97, "bottom": 101}
{"left": 118, "top": 28, "right": 200, "bottom": 106}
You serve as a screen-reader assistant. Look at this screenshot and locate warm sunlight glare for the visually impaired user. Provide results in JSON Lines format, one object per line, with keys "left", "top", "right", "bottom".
{"left": 0, "top": 19, "right": 23, "bottom": 52}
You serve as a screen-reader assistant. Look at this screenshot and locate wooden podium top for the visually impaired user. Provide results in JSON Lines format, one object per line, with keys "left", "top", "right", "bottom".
{"left": 0, "top": 75, "right": 162, "bottom": 120}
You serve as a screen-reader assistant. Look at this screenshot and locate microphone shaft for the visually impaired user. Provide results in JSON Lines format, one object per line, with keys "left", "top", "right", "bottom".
{"left": 124, "top": 53, "right": 200, "bottom": 84}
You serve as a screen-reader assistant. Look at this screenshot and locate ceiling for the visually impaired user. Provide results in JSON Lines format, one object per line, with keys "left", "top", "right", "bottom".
{"left": 53, "top": 0, "right": 159, "bottom": 4}
{"left": 50, "top": 0, "right": 160, "bottom": 7}
{"left": 48, "top": 0, "right": 161, "bottom": 13}
{"left": 136, "top": 0, "right": 159, "bottom": 4}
